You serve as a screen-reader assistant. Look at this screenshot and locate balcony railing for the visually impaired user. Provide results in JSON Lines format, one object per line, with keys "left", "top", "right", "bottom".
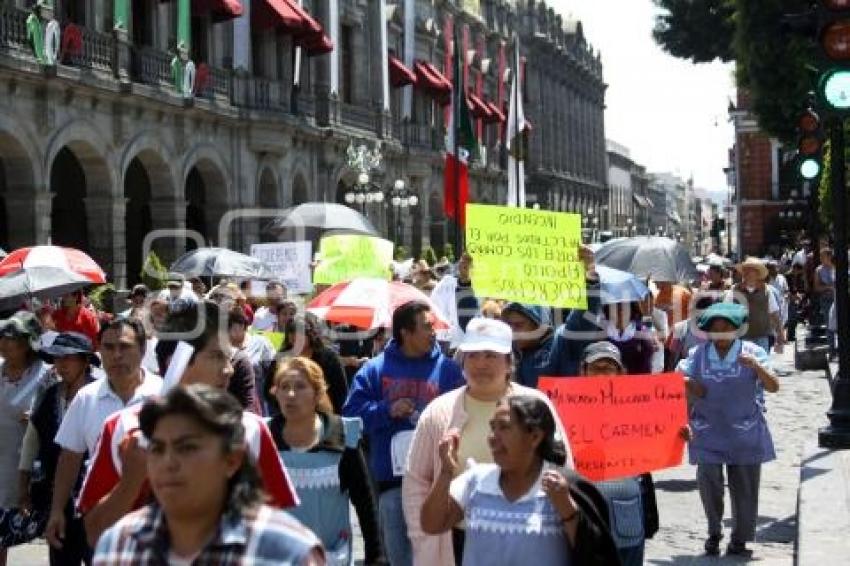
{"left": 340, "top": 102, "right": 376, "bottom": 132}
{"left": 76, "top": 26, "right": 113, "bottom": 71}
{"left": 244, "top": 76, "right": 287, "bottom": 111}
{"left": 0, "top": 4, "right": 29, "bottom": 52}
{"left": 403, "top": 122, "right": 442, "bottom": 151}
{"left": 131, "top": 45, "right": 172, "bottom": 87}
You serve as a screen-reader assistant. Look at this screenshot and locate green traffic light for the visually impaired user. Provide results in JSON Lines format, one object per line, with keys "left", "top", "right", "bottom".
{"left": 800, "top": 157, "right": 821, "bottom": 179}
{"left": 822, "top": 69, "right": 850, "bottom": 110}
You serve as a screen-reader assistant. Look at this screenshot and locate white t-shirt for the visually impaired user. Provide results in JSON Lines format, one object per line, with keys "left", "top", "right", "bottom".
{"left": 54, "top": 369, "right": 162, "bottom": 455}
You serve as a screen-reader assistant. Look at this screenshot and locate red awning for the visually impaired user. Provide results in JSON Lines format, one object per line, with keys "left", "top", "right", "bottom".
{"left": 414, "top": 61, "right": 452, "bottom": 97}
{"left": 467, "top": 91, "right": 492, "bottom": 120}
{"left": 300, "top": 32, "right": 333, "bottom": 56}
{"left": 254, "top": 0, "right": 320, "bottom": 36}
{"left": 389, "top": 56, "right": 417, "bottom": 88}
{"left": 191, "top": 0, "right": 243, "bottom": 23}
{"left": 484, "top": 100, "right": 505, "bottom": 123}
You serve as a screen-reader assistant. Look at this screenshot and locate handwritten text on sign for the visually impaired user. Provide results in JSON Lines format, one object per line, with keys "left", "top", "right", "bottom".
{"left": 465, "top": 204, "right": 586, "bottom": 309}
{"left": 313, "top": 235, "right": 394, "bottom": 285}
{"left": 539, "top": 373, "right": 688, "bottom": 481}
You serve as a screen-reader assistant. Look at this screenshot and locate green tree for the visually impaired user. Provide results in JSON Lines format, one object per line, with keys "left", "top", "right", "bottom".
{"left": 422, "top": 246, "right": 438, "bottom": 266}
{"left": 141, "top": 251, "right": 168, "bottom": 291}
{"left": 394, "top": 245, "right": 409, "bottom": 261}
{"left": 653, "top": 0, "right": 815, "bottom": 141}
{"left": 442, "top": 243, "right": 456, "bottom": 263}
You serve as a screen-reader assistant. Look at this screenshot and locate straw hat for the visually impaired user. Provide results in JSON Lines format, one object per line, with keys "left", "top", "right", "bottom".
{"left": 735, "top": 256, "right": 768, "bottom": 280}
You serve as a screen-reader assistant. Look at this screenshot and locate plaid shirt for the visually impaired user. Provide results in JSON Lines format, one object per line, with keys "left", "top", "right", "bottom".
{"left": 93, "top": 503, "right": 324, "bottom": 565}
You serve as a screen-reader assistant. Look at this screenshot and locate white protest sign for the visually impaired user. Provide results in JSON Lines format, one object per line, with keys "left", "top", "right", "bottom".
{"left": 250, "top": 241, "right": 313, "bottom": 294}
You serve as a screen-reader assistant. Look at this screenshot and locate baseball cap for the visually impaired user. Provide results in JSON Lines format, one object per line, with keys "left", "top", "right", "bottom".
{"left": 581, "top": 341, "right": 624, "bottom": 371}
{"left": 457, "top": 317, "right": 513, "bottom": 354}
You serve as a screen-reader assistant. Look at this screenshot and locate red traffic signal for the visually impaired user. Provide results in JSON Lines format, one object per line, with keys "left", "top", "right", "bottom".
{"left": 821, "top": 0, "right": 850, "bottom": 61}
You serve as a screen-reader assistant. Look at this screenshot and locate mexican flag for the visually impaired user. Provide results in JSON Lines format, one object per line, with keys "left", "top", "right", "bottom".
{"left": 443, "top": 31, "right": 478, "bottom": 228}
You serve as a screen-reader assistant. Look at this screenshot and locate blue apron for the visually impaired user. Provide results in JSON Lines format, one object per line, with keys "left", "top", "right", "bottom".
{"left": 688, "top": 342, "right": 775, "bottom": 465}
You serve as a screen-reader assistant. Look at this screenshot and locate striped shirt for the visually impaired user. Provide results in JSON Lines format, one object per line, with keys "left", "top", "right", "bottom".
{"left": 78, "top": 405, "right": 298, "bottom": 514}
{"left": 93, "top": 503, "right": 324, "bottom": 565}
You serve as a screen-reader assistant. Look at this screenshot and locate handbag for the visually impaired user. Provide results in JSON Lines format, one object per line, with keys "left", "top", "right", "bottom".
{"left": 0, "top": 507, "right": 48, "bottom": 548}
{"left": 638, "top": 473, "right": 660, "bottom": 539}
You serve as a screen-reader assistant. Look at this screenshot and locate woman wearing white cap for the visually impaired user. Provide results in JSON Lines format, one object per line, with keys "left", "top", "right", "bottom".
{"left": 402, "top": 317, "right": 571, "bottom": 566}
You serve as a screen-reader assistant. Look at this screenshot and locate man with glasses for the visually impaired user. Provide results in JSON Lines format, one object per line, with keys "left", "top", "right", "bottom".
{"left": 343, "top": 301, "right": 465, "bottom": 566}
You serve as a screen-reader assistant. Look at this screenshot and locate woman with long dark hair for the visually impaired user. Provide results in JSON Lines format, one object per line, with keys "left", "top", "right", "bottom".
{"left": 92, "top": 384, "right": 324, "bottom": 564}
{"left": 282, "top": 314, "right": 348, "bottom": 414}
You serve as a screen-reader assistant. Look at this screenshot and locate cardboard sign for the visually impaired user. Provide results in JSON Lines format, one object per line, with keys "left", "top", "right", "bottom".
{"left": 539, "top": 373, "right": 688, "bottom": 481}
{"left": 249, "top": 329, "right": 285, "bottom": 351}
{"left": 313, "top": 235, "right": 394, "bottom": 285}
{"left": 250, "top": 242, "right": 313, "bottom": 295}
{"left": 465, "top": 204, "right": 586, "bottom": 309}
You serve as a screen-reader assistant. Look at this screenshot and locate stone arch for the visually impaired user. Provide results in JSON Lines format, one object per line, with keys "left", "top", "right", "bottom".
{"left": 45, "top": 119, "right": 115, "bottom": 197}
{"left": 122, "top": 142, "right": 174, "bottom": 286}
{"left": 120, "top": 132, "right": 177, "bottom": 200}
{"left": 0, "top": 125, "right": 41, "bottom": 250}
{"left": 183, "top": 148, "right": 231, "bottom": 248}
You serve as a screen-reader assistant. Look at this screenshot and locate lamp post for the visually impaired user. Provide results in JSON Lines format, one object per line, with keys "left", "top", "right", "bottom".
{"left": 389, "top": 179, "right": 418, "bottom": 244}
{"left": 626, "top": 217, "right": 633, "bottom": 237}
{"left": 344, "top": 172, "right": 384, "bottom": 215}
{"left": 586, "top": 207, "right": 597, "bottom": 242}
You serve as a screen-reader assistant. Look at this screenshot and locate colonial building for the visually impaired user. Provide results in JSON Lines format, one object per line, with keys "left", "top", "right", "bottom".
{"left": 728, "top": 89, "right": 809, "bottom": 256}
{"left": 0, "top": 0, "right": 606, "bottom": 287}
{"left": 606, "top": 139, "right": 652, "bottom": 237}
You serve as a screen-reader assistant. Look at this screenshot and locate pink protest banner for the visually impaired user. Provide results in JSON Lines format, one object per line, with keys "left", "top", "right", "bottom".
{"left": 538, "top": 373, "right": 688, "bottom": 481}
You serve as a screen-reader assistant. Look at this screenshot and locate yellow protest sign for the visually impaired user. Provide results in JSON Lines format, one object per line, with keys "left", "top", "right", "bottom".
{"left": 249, "top": 329, "right": 285, "bottom": 351}
{"left": 466, "top": 204, "right": 587, "bottom": 309}
{"left": 313, "top": 235, "right": 394, "bottom": 285}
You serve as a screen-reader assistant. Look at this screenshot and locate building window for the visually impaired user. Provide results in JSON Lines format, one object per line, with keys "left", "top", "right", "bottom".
{"left": 191, "top": 16, "right": 209, "bottom": 63}
{"left": 132, "top": 0, "right": 155, "bottom": 47}
{"left": 62, "top": 0, "right": 86, "bottom": 25}
{"left": 340, "top": 25, "right": 353, "bottom": 104}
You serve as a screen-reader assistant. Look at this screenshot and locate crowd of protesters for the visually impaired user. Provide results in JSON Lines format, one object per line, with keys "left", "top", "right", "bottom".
{"left": 0, "top": 237, "right": 835, "bottom": 565}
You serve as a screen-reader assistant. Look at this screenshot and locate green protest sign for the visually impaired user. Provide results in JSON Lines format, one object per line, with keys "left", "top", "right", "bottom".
{"left": 249, "top": 329, "right": 285, "bottom": 352}
{"left": 313, "top": 235, "right": 394, "bottom": 285}
{"left": 465, "top": 204, "right": 587, "bottom": 309}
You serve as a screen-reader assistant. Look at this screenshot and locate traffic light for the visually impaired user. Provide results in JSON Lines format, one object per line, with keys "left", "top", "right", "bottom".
{"left": 817, "top": 0, "right": 850, "bottom": 112}
{"left": 796, "top": 107, "right": 824, "bottom": 179}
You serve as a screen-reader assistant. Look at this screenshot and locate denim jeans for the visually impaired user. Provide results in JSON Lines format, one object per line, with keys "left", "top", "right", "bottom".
{"left": 378, "top": 487, "right": 412, "bottom": 566}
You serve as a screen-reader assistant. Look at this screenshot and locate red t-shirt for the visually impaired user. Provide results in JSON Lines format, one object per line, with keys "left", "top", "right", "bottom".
{"left": 53, "top": 306, "right": 100, "bottom": 347}
{"left": 77, "top": 405, "right": 299, "bottom": 515}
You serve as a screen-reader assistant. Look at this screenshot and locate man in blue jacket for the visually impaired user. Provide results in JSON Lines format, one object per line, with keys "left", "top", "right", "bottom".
{"left": 343, "top": 300, "right": 464, "bottom": 566}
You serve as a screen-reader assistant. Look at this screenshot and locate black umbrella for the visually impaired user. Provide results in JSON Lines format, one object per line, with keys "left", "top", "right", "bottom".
{"left": 265, "top": 202, "right": 379, "bottom": 237}
{"left": 593, "top": 236, "right": 698, "bottom": 283}
{"left": 0, "top": 266, "right": 92, "bottom": 311}
{"left": 170, "top": 247, "right": 276, "bottom": 279}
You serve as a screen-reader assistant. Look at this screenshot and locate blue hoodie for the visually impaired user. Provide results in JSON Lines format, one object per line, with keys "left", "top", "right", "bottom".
{"left": 342, "top": 339, "right": 465, "bottom": 483}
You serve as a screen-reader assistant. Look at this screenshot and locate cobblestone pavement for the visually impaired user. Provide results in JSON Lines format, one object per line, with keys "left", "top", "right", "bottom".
{"left": 645, "top": 345, "right": 831, "bottom": 565}
{"left": 9, "top": 345, "right": 832, "bottom": 565}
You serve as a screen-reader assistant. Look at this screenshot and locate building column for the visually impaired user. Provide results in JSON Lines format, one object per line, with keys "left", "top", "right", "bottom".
{"left": 3, "top": 190, "right": 51, "bottom": 249}
{"left": 149, "top": 197, "right": 188, "bottom": 267}
{"left": 178, "top": 0, "right": 191, "bottom": 52}
{"left": 232, "top": 0, "right": 252, "bottom": 71}
{"left": 85, "top": 196, "right": 127, "bottom": 288}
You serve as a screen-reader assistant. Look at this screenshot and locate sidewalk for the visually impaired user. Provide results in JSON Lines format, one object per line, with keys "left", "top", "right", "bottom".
{"left": 797, "top": 444, "right": 850, "bottom": 565}
{"left": 645, "top": 342, "right": 831, "bottom": 564}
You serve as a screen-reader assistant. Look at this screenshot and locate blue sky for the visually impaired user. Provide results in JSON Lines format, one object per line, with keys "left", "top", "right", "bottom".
{"left": 551, "top": 0, "right": 736, "bottom": 191}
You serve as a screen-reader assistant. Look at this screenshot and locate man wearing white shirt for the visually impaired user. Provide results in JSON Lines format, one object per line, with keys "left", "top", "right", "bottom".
{"left": 45, "top": 318, "right": 162, "bottom": 551}
{"left": 252, "top": 281, "right": 287, "bottom": 332}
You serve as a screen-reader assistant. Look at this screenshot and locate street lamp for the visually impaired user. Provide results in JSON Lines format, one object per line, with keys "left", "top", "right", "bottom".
{"left": 626, "top": 217, "right": 633, "bottom": 237}
{"left": 389, "top": 179, "right": 418, "bottom": 243}
{"left": 344, "top": 172, "right": 384, "bottom": 214}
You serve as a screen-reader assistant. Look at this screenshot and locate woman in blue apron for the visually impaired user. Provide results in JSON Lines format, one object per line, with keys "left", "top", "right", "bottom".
{"left": 677, "top": 302, "right": 778, "bottom": 557}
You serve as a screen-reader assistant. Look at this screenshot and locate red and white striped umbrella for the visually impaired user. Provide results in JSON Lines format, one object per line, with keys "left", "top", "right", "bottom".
{"left": 307, "top": 278, "right": 450, "bottom": 330}
{"left": 0, "top": 246, "right": 106, "bottom": 284}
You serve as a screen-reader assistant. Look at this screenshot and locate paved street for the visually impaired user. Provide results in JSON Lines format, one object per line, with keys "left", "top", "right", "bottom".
{"left": 645, "top": 345, "right": 831, "bottom": 565}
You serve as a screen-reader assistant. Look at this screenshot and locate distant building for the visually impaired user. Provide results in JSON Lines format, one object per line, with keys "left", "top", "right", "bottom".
{"left": 606, "top": 139, "right": 652, "bottom": 236}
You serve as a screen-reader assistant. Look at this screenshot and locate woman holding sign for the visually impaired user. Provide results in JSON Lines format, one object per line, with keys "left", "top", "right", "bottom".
{"left": 402, "top": 318, "right": 570, "bottom": 566}
{"left": 677, "top": 302, "right": 778, "bottom": 557}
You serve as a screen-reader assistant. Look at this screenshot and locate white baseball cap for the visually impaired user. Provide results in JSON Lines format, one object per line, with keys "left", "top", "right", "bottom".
{"left": 457, "top": 317, "right": 513, "bottom": 354}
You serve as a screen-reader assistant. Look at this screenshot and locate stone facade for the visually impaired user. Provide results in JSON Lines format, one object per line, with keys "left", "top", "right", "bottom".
{"left": 0, "top": 0, "right": 607, "bottom": 287}
{"left": 606, "top": 139, "right": 652, "bottom": 237}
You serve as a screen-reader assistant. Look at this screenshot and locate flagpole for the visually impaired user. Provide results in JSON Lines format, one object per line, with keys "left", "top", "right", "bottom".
{"left": 453, "top": 29, "right": 464, "bottom": 253}
{"left": 513, "top": 37, "right": 522, "bottom": 209}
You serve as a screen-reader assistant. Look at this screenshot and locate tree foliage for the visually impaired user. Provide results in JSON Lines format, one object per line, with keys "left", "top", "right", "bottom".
{"left": 652, "top": 0, "right": 736, "bottom": 63}
{"left": 653, "top": 0, "right": 817, "bottom": 141}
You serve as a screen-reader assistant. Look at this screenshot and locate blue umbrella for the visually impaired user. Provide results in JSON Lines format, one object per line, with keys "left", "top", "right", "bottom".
{"left": 595, "top": 265, "right": 650, "bottom": 305}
